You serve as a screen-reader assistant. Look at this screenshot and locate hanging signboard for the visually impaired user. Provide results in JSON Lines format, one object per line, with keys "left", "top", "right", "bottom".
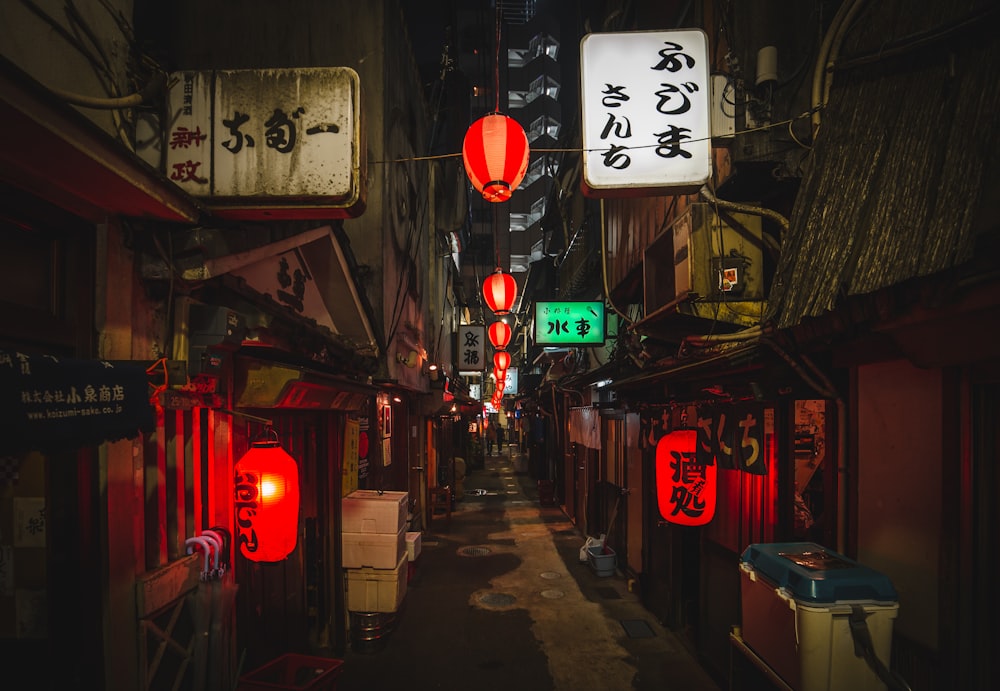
{"left": 580, "top": 29, "right": 711, "bottom": 196}
{"left": 0, "top": 349, "right": 154, "bottom": 454}
{"left": 456, "top": 325, "right": 486, "bottom": 371}
{"left": 533, "top": 301, "right": 606, "bottom": 346}
{"left": 165, "top": 67, "right": 365, "bottom": 219}
{"left": 655, "top": 429, "right": 717, "bottom": 526}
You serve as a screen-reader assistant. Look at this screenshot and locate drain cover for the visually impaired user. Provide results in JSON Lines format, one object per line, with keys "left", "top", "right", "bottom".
{"left": 621, "top": 619, "right": 655, "bottom": 638}
{"left": 479, "top": 592, "right": 517, "bottom": 607}
{"left": 458, "top": 546, "right": 492, "bottom": 557}
{"left": 539, "top": 571, "right": 561, "bottom": 580}
{"left": 540, "top": 589, "right": 565, "bottom": 599}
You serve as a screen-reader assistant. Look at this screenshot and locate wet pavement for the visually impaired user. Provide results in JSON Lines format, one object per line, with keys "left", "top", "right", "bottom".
{"left": 335, "top": 454, "right": 723, "bottom": 691}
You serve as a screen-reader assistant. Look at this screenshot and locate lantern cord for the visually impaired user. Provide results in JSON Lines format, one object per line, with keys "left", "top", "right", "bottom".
{"left": 494, "top": 6, "right": 501, "bottom": 113}
{"left": 221, "top": 408, "right": 274, "bottom": 428}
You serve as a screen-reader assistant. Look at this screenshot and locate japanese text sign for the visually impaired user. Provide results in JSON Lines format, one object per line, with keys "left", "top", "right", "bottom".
{"left": 655, "top": 430, "right": 717, "bottom": 526}
{"left": 166, "top": 67, "right": 365, "bottom": 218}
{"left": 0, "top": 349, "right": 154, "bottom": 454}
{"left": 457, "top": 326, "right": 486, "bottom": 371}
{"left": 580, "top": 29, "right": 711, "bottom": 196}
{"left": 534, "top": 301, "right": 606, "bottom": 346}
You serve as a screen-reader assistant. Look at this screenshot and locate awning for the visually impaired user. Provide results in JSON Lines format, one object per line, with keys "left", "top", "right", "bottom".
{"left": 233, "top": 347, "right": 375, "bottom": 412}
{"left": 0, "top": 57, "right": 203, "bottom": 224}
{"left": 184, "top": 225, "right": 379, "bottom": 358}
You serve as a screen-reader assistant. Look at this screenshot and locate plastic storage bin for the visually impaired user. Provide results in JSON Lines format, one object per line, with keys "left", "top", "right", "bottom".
{"left": 587, "top": 545, "right": 616, "bottom": 577}
{"left": 405, "top": 531, "right": 421, "bottom": 561}
{"left": 342, "top": 527, "right": 405, "bottom": 569}
{"left": 346, "top": 552, "right": 407, "bottom": 612}
{"left": 238, "top": 653, "right": 343, "bottom": 691}
{"left": 739, "top": 542, "right": 899, "bottom": 691}
{"left": 342, "top": 490, "right": 408, "bottom": 534}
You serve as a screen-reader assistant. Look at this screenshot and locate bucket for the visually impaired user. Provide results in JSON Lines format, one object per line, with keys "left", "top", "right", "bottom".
{"left": 349, "top": 611, "right": 396, "bottom": 654}
{"left": 587, "top": 545, "right": 617, "bottom": 577}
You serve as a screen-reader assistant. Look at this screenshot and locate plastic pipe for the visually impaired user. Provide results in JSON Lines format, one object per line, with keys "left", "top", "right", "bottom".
{"left": 185, "top": 536, "right": 213, "bottom": 578}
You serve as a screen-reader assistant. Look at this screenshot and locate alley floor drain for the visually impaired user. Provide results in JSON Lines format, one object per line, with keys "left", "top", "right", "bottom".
{"left": 458, "top": 546, "right": 492, "bottom": 557}
{"left": 620, "top": 619, "right": 656, "bottom": 638}
{"left": 479, "top": 592, "right": 517, "bottom": 607}
{"left": 540, "top": 589, "right": 564, "bottom": 599}
{"left": 539, "top": 571, "right": 561, "bottom": 580}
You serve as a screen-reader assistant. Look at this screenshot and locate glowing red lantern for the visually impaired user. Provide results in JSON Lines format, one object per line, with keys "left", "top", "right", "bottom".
{"left": 493, "top": 350, "right": 511, "bottom": 371}
{"left": 462, "top": 113, "right": 530, "bottom": 203}
{"left": 483, "top": 269, "right": 517, "bottom": 315}
{"left": 234, "top": 439, "right": 301, "bottom": 562}
{"left": 488, "top": 321, "right": 512, "bottom": 350}
{"left": 655, "top": 430, "right": 716, "bottom": 526}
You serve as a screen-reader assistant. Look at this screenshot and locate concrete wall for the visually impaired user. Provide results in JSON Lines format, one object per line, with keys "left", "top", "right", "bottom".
{"left": 0, "top": 0, "right": 135, "bottom": 138}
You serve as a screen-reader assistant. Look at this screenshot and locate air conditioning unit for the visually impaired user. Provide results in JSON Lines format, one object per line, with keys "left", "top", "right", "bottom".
{"left": 643, "top": 203, "right": 765, "bottom": 328}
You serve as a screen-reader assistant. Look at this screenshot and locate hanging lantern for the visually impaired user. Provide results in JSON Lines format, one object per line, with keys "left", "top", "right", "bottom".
{"left": 493, "top": 350, "right": 511, "bottom": 371}
{"left": 492, "top": 366, "right": 506, "bottom": 381}
{"left": 462, "top": 113, "right": 530, "bottom": 203}
{"left": 234, "top": 438, "right": 301, "bottom": 562}
{"left": 655, "top": 430, "right": 716, "bottom": 526}
{"left": 488, "top": 320, "right": 512, "bottom": 350}
{"left": 482, "top": 269, "right": 517, "bottom": 315}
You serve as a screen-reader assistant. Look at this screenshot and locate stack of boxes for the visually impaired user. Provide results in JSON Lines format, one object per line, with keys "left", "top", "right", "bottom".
{"left": 341, "top": 490, "right": 409, "bottom": 615}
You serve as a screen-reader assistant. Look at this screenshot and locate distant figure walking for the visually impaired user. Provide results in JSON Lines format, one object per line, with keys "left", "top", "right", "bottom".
{"left": 496, "top": 424, "right": 505, "bottom": 455}
{"left": 486, "top": 423, "right": 497, "bottom": 455}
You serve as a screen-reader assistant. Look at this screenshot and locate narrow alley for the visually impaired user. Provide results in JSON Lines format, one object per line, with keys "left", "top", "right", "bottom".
{"left": 334, "top": 452, "right": 722, "bottom": 691}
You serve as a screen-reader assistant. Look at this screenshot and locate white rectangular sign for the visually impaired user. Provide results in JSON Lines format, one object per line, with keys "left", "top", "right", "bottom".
{"left": 166, "top": 67, "right": 364, "bottom": 217}
{"left": 580, "top": 30, "right": 712, "bottom": 196}
{"left": 456, "top": 326, "right": 486, "bottom": 371}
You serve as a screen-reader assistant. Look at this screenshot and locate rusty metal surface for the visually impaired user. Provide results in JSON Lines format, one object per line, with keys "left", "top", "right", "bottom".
{"left": 767, "top": 0, "right": 1000, "bottom": 329}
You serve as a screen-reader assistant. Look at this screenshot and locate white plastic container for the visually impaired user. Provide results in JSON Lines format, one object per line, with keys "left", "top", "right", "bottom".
{"left": 405, "top": 531, "right": 421, "bottom": 562}
{"left": 740, "top": 542, "right": 899, "bottom": 691}
{"left": 342, "top": 490, "right": 408, "bottom": 534}
{"left": 346, "top": 552, "right": 407, "bottom": 613}
{"left": 342, "top": 527, "right": 405, "bottom": 569}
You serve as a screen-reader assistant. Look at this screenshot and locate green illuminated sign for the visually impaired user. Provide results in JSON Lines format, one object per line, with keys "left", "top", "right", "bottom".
{"left": 534, "top": 301, "right": 606, "bottom": 346}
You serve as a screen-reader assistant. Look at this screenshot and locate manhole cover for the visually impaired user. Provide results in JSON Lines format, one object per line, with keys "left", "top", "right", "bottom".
{"left": 479, "top": 592, "right": 517, "bottom": 607}
{"left": 539, "top": 571, "right": 561, "bottom": 580}
{"left": 507, "top": 490, "right": 520, "bottom": 495}
{"left": 540, "top": 589, "right": 565, "bottom": 599}
{"left": 458, "top": 546, "right": 492, "bottom": 557}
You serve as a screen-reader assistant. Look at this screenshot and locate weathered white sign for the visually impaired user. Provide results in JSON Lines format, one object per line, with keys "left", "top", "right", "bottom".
{"left": 456, "top": 326, "right": 486, "bottom": 371}
{"left": 580, "top": 30, "right": 711, "bottom": 196}
{"left": 166, "top": 67, "right": 365, "bottom": 218}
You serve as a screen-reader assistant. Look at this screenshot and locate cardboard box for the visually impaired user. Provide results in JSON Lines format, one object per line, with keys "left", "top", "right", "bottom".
{"left": 342, "top": 527, "right": 405, "bottom": 569}
{"left": 346, "top": 552, "right": 407, "bottom": 613}
{"left": 739, "top": 542, "right": 898, "bottom": 691}
{"left": 342, "top": 490, "right": 408, "bottom": 534}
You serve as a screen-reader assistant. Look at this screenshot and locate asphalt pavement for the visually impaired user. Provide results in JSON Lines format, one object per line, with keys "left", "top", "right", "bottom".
{"left": 335, "top": 453, "right": 724, "bottom": 691}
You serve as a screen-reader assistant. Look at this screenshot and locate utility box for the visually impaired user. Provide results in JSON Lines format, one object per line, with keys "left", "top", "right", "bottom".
{"left": 342, "top": 490, "right": 408, "bottom": 534}
{"left": 739, "top": 542, "right": 899, "bottom": 691}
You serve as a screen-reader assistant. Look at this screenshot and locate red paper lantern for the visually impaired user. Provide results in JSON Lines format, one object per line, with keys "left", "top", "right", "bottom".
{"left": 493, "top": 350, "right": 511, "bottom": 371}
{"left": 655, "top": 430, "right": 716, "bottom": 526}
{"left": 234, "top": 440, "right": 301, "bottom": 562}
{"left": 488, "top": 321, "right": 512, "bottom": 350}
{"left": 462, "top": 113, "right": 530, "bottom": 203}
{"left": 482, "top": 269, "right": 517, "bottom": 315}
